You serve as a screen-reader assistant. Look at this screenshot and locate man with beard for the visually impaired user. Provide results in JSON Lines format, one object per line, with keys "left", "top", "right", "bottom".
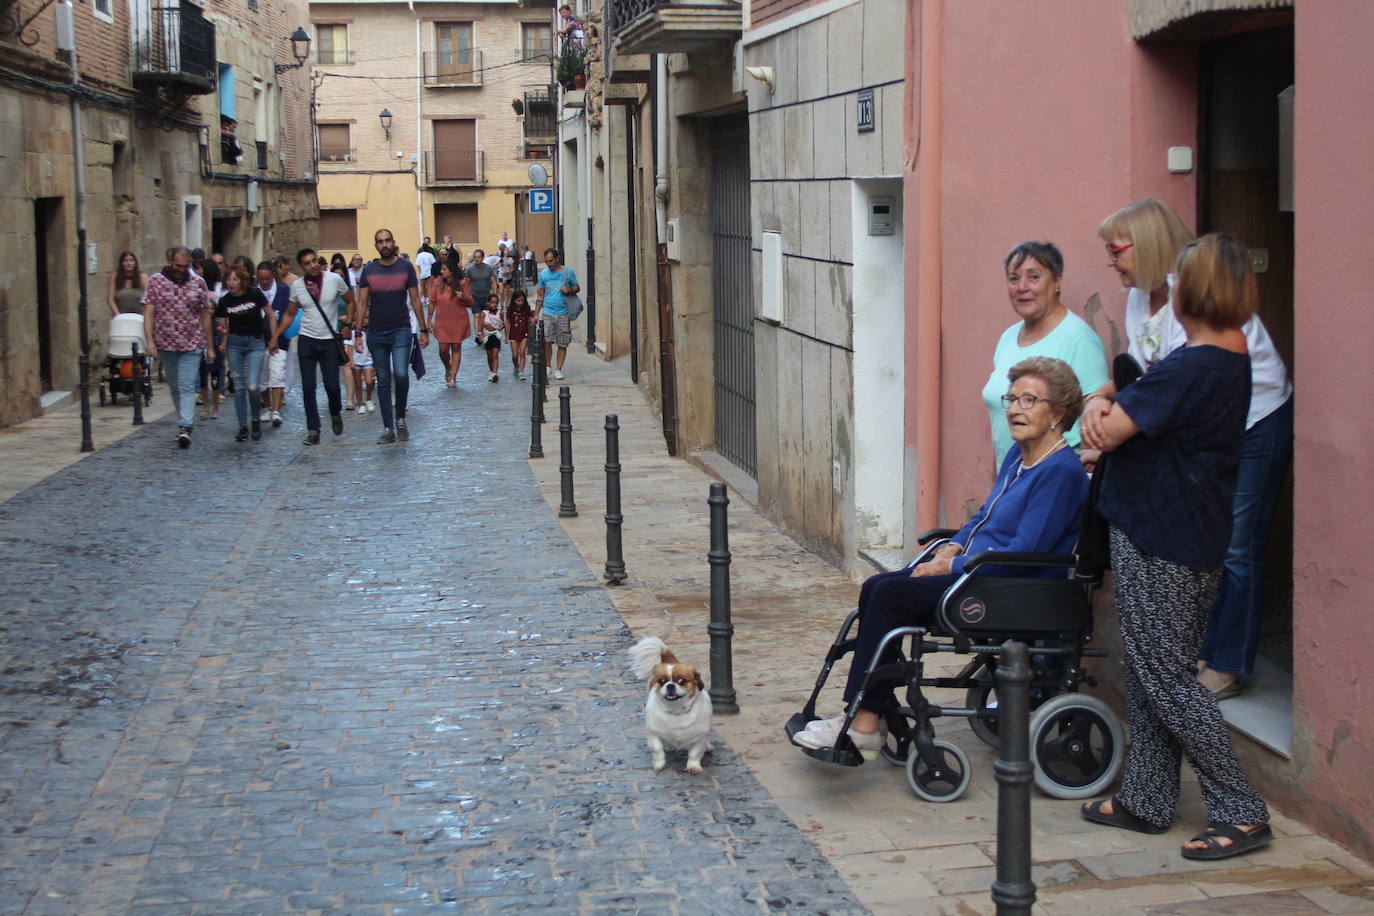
{"left": 352, "top": 229, "right": 428, "bottom": 444}
{"left": 142, "top": 246, "right": 214, "bottom": 447}
{"left": 268, "top": 248, "right": 353, "bottom": 445}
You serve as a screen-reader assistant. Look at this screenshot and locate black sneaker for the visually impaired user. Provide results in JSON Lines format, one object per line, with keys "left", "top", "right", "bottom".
{"left": 177, "top": 427, "right": 191, "bottom": 449}
{"left": 251, "top": 419, "right": 262, "bottom": 441}
{"left": 330, "top": 414, "right": 344, "bottom": 436}
{"left": 377, "top": 429, "right": 397, "bottom": 444}
{"left": 396, "top": 418, "right": 409, "bottom": 441}
{"left": 303, "top": 430, "right": 320, "bottom": 446}
{"left": 236, "top": 426, "right": 249, "bottom": 442}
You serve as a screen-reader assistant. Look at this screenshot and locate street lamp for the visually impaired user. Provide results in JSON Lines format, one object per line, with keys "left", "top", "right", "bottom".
{"left": 274, "top": 27, "right": 313, "bottom": 74}
{"left": 378, "top": 108, "right": 393, "bottom": 141}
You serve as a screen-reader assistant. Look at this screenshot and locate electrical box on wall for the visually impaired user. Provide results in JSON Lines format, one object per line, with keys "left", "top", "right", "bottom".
{"left": 868, "top": 196, "right": 895, "bottom": 236}
{"left": 666, "top": 218, "right": 681, "bottom": 262}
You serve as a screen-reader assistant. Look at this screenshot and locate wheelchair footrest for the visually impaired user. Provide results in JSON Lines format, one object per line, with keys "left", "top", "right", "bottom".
{"left": 784, "top": 712, "right": 865, "bottom": 767}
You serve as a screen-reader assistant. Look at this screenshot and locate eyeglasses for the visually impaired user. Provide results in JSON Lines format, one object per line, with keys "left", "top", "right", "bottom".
{"left": 1001, "top": 392, "right": 1050, "bottom": 410}
{"left": 1106, "top": 242, "right": 1134, "bottom": 261}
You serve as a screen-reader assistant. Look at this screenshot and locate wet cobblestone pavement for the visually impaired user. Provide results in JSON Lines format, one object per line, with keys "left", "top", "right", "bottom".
{"left": 0, "top": 358, "right": 865, "bottom": 915}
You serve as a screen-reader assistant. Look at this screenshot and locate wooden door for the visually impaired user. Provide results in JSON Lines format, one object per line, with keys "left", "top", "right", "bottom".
{"left": 435, "top": 23, "right": 473, "bottom": 82}
{"left": 432, "top": 119, "right": 476, "bottom": 181}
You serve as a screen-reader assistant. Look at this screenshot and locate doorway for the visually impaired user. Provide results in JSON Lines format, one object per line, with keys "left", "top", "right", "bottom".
{"left": 709, "top": 114, "right": 755, "bottom": 477}
{"left": 33, "top": 198, "right": 64, "bottom": 392}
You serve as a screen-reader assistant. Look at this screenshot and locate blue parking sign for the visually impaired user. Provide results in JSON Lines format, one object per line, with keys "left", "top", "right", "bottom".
{"left": 529, "top": 189, "right": 554, "bottom": 213}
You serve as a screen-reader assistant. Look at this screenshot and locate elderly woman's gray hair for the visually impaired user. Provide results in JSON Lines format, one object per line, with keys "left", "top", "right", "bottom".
{"left": 1007, "top": 356, "right": 1084, "bottom": 429}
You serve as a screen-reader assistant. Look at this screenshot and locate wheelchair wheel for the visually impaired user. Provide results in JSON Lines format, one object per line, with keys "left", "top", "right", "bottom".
{"left": 965, "top": 681, "right": 1001, "bottom": 749}
{"left": 1028, "top": 693, "right": 1125, "bottom": 800}
{"left": 905, "top": 739, "right": 971, "bottom": 803}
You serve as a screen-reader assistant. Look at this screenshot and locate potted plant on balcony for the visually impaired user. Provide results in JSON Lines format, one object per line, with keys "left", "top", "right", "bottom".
{"left": 557, "top": 44, "right": 586, "bottom": 90}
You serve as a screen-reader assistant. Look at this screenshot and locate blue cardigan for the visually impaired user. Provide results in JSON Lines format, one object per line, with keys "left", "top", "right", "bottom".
{"left": 947, "top": 444, "right": 1089, "bottom": 577}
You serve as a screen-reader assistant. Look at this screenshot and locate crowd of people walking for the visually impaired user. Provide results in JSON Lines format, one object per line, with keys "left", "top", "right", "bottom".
{"left": 123, "top": 228, "right": 573, "bottom": 450}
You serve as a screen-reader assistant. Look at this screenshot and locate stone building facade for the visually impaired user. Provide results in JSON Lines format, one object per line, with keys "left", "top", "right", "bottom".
{"left": 0, "top": 0, "right": 318, "bottom": 428}
{"left": 310, "top": 0, "right": 558, "bottom": 257}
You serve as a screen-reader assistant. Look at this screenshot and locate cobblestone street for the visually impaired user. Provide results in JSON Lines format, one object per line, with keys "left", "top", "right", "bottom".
{"left": 0, "top": 354, "right": 863, "bottom": 915}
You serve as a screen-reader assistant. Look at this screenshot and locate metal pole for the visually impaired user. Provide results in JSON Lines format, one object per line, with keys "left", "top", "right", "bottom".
{"left": 707, "top": 482, "right": 738, "bottom": 714}
{"left": 585, "top": 215, "right": 596, "bottom": 353}
{"left": 533, "top": 322, "right": 546, "bottom": 422}
{"left": 528, "top": 324, "right": 544, "bottom": 458}
{"left": 992, "top": 640, "right": 1035, "bottom": 915}
{"left": 62, "top": 2, "right": 94, "bottom": 452}
{"left": 557, "top": 385, "right": 577, "bottom": 517}
{"left": 603, "top": 413, "right": 626, "bottom": 584}
{"left": 130, "top": 341, "right": 145, "bottom": 426}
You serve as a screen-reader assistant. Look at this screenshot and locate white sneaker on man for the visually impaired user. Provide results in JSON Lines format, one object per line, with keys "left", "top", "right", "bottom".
{"left": 554, "top": 368, "right": 565, "bottom": 380}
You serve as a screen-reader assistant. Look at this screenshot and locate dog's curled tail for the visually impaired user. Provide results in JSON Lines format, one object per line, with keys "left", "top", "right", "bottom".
{"left": 628, "top": 635, "right": 677, "bottom": 679}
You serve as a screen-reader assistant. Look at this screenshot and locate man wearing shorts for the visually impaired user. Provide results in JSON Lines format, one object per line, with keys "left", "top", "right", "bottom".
{"left": 257, "top": 261, "right": 294, "bottom": 426}
{"left": 533, "top": 247, "right": 579, "bottom": 380}
{"left": 353, "top": 228, "right": 429, "bottom": 444}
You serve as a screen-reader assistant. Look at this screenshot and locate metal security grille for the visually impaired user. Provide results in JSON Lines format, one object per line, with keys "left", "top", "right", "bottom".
{"left": 710, "top": 118, "right": 755, "bottom": 476}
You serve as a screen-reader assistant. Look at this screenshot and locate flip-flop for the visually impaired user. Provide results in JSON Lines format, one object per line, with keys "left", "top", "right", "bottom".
{"left": 1081, "top": 797, "right": 1170, "bottom": 835}
{"left": 1180, "top": 822, "right": 1273, "bottom": 860}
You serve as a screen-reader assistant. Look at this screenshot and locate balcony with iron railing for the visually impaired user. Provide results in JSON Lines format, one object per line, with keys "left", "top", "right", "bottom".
{"left": 606, "top": 0, "right": 742, "bottom": 54}
{"left": 421, "top": 49, "right": 483, "bottom": 87}
{"left": 132, "top": 0, "right": 217, "bottom": 94}
{"left": 517, "top": 45, "right": 554, "bottom": 64}
{"left": 315, "top": 47, "right": 356, "bottom": 65}
{"left": 423, "top": 150, "right": 484, "bottom": 185}
{"left": 523, "top": 89, "right": 556, "bottom": 140}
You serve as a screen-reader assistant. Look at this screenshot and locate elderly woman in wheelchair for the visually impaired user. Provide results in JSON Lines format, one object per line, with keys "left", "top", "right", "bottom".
{"left": 788, "top": 356, "right": 1124, "bottom": 801}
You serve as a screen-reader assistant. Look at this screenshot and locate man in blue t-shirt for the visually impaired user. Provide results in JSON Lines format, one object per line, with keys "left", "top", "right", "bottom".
{"left": 354, "top": 228, "right": 429, "bottom": 444}
{"left": 533, "top": 247, "right": 579, "bottom": 380}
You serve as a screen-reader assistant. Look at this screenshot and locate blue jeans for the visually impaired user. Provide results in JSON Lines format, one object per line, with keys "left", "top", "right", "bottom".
{"left": 225, "top": 334, "right": 266, "bottom": 427}
{"left": 159, "top": 349, "right": 204, "bottom": 430}
{"left": 367, "top": 327, "right": 412, "bottom": 430}
{"left": 1200, "top": 395, "right": 1295, "bottom": 676}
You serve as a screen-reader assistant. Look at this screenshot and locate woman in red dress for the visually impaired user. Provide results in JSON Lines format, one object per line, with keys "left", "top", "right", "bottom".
{"left": 429, "top": 261, "right": 472, "bottom": 387}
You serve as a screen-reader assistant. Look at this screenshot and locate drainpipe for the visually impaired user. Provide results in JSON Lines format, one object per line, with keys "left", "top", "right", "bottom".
{"left": 413, "top": 5, "right": 424, "bottom": 244}
{"left": 652, "top": 54, "right": 678, "bottom": 454}
{"left": 915, "top": 0, "right": 942, "bottom": 531}
{"left": 57, "top": 0, "right": 93, "bottom": 451}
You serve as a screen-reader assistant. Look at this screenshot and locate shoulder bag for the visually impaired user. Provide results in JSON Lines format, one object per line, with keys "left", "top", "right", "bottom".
{"left": 301, "top": 280, "right": 350, "bottom": 365}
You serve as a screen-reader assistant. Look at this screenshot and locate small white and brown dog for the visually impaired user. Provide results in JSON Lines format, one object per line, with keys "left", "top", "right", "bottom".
{"left": 628, "top": 636, "right": 712, "bottom": 773}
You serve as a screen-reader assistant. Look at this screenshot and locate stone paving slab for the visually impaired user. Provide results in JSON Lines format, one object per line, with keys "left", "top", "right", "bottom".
{"left": 0, "top": 350, "right": 864, "bottom": 914}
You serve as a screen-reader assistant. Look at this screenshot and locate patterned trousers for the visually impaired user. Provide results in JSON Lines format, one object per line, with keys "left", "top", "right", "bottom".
{"left": 1110, "top": 527, "right": 1269, "bottom": 829}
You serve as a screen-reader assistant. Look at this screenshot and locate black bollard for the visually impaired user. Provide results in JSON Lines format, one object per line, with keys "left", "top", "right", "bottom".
{"left": 529, "top": 327, "right": 545, "bottom": 458}
{"left": 707, "top": 482, "right": 739, "bottom": 714}
{"left": 603, "top": 414, "right": 626, "bottom": 584}
{"left": 557, "top": 385, "right": 577, "bottom": 517}
{"left": 532, "top": 324, "right": 546, "bottom": 424}
{"left": 131, "top": 342, "right": 145, "bottom": 426}
{"left": 992, "top": 640, "right": 1036, "bottom": 914}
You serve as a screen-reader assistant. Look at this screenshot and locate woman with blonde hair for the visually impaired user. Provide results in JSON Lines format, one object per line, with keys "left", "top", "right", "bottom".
{"left": 1080, "top": 233, "right": 1272, "bottom": 861}
{"left": 1083, "top": 199, "right": 1294, "bottom": 701}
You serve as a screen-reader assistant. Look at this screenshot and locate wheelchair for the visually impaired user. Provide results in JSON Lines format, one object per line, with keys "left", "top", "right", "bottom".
{"left": 785, "top": 484, "right": 1125, "bottom": 803}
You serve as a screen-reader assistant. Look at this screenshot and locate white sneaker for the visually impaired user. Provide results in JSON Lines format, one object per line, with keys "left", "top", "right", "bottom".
{"left": 356, "top": 404, "right": 367, "bottom": 414}
{"left": 554, "top": 368, "right": 565, "bottom": 380}
{"left": 792, "top": 714, "right": 884, "bottom": 757}
{"left": 366, "top": 400, "right": 375, "bottom": 413}
{"left": 271, "top": 410, "right": 283, "bottom": 428}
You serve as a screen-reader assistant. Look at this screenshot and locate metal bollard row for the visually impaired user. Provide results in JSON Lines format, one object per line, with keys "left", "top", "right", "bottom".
{"left": 558, "top": 385, "right": 577, "bottom": 517}
{"left": 707, "top": 482, "right": 739, "bottom": 715}
{"left": 603, "top": 413, "right": 626, "bottom": 584}
{"left": 529, "top": 324, "right": 545, "bottom": 459}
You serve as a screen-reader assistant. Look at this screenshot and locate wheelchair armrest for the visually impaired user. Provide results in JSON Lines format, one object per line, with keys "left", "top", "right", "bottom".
{"left": 917, "top": 528, "right": 959, "bottom": 545}
{"left": 961, "top": 550, "right": 1077, "bottom": 573}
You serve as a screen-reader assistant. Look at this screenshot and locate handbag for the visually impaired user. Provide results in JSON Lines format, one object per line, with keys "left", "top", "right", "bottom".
{"left": 564, "top": 293, "right": 583, "bottom": 320}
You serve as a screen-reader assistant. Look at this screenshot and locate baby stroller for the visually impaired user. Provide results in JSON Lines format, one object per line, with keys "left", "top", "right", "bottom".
{"left": 785, "top": 471, "right": 1125, "bottom": 803}
{"left": 100, "top": 313, "right": 154, "bottom": 407}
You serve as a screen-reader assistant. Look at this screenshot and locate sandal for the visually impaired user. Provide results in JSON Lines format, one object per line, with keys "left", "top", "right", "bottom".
{"left": 1081, "top": 797, "right": 1170, "bottom": 835}
{"left": 1180, "top": 822, "right": 1272, "bottom": 861}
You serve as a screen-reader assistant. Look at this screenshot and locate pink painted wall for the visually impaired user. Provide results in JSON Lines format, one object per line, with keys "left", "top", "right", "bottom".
{"left": 930, "top": 2, "right": 1198, "bottom": 520}
{"left": 903, "top": 0, "right": 1374, "bottom": 861}
{"left": 1287, "top": 1, "right": 1374, "bottom": 860}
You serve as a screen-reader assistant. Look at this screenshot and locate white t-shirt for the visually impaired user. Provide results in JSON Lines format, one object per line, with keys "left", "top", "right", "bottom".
{"left": 290, "top": 272, "right": 348, "bottom": 340}
{"left": 483, "top": 254, "right": 500, "bottom": 269}
{"left": 1124, "top": 278, "right": 1292, "bottom": 429}
{"left": 494, "top": 238, "right": 514, "bottom": 254}
{"left": 415, "top": 250, "right": 437, "bottom": 280}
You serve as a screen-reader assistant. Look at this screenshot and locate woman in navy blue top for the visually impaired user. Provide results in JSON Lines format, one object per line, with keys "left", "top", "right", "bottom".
{"left": 794, "top": 357, "right": 1090, "bottom": 757}
{"left": 1080, "top": 234, "right": 1272, "bottom": 861}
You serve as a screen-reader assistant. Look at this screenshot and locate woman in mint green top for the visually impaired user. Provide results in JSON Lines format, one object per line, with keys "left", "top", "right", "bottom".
{"left": 981, "top": 241, "right": 1109, "bottom": 464}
